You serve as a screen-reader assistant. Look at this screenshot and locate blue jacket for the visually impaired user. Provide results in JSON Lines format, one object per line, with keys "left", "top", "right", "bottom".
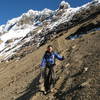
{"left": 40, "top": 51, "right": 63, "bottom": 67}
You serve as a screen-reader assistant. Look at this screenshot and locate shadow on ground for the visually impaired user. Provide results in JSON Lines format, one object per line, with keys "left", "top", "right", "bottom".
{"left": 71, "top": 68, "right": 84, "bottom": 78}
{"left": 54, "top": 69, "right": 85, "bottom": 100}
{"left": 16, "top": 73, "right": 41, "bottom": 100}
{"left": 54, "top": 84, "right": 84, "bottom": 100}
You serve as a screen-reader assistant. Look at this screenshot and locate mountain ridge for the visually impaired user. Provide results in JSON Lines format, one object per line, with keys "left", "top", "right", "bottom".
{"left": 0, "top": 0, "right": 100, "bottom": 62}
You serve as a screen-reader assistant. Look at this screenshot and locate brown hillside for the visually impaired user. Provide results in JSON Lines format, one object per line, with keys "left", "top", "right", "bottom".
{"left": 0, "top": 15, "right": 100, "bottom": 100}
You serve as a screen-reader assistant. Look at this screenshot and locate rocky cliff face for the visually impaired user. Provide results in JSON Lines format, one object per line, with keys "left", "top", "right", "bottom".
{"left": 0, "top": 0, "right": 100, "bottom": 62}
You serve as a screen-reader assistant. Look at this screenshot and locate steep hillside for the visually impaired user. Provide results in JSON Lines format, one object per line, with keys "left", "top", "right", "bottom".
{"left": 0, "top": 1, "right": 100, "bottom": 100}
{"left": 0, "top": 13, "right": 100, "bottom": 100}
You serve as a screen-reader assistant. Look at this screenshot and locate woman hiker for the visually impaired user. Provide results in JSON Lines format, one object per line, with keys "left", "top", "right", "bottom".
{"left": 40, "top": 45, "right": 64, "bottom": 94}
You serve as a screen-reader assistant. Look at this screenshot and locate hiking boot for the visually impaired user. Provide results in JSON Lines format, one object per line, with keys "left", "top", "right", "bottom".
{"left": 43, "top": 91, "right": 47, "bottom": 95}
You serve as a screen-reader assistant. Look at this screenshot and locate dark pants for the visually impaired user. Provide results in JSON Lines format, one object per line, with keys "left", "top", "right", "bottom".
{"left": 40, "top": 65, "right": 55, "bottom": 92}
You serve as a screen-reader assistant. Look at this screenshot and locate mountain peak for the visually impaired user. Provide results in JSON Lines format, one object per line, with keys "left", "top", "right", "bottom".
{"left": 59, "top": 0, "right": 70, "bottom": 9}
{"left": 0, "top": 0, "right": 100, "bottom": 62}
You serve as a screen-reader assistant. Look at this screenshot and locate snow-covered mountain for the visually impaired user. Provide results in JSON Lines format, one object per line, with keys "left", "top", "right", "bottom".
{"left": 0, "top": 0, "right": 100, "bottom": 62}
